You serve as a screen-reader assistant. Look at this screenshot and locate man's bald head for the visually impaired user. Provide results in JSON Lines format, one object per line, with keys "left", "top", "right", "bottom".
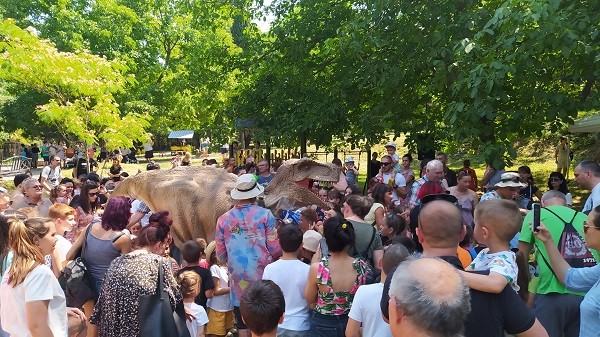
{"left": 388, "top": 258, "right": 470, "bottom": 337}
{"left": 418, "top": 200, "right": 463, "bottom": 249}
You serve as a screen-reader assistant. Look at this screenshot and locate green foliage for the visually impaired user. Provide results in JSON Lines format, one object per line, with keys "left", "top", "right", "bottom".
{"left": 0, "top": 19, "right": 149, "bottom": 148}
{"left": 0, "top": 0, "right": 597, "bottom": 162}
{"left": 232, "top": 0, "right": 599, "bottom": 166}
{"left": 0, "top": 0, "right": 245, "bottom": 145}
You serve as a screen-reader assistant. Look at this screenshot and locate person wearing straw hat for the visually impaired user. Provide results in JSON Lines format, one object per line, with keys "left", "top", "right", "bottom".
{"left": 215, "top": 174, "right": 282, "bottom": 337}
{"left": 480, "top": 172, "right": 527, "bottom": 203}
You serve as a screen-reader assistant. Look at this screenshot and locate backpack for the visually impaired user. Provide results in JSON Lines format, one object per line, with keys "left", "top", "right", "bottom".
{"left": 536, "top": 208, "right": 597, "bottom": 274}
{"left": 350, "top": 226, "right": 379, "bottom": 284}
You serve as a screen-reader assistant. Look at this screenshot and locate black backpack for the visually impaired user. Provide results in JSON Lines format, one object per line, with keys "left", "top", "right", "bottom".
{"left": 536, "top": 208, "right": 597, "bottom": 274}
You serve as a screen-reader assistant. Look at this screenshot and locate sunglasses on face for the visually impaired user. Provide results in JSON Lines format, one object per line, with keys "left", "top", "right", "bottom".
{"left": 583, "top": 225, "right": 599, "bottom": 234}
{"left": 381, "top": 162, "right": 392, "bottom": 166}
{"left": 88, "top": 192, "right": 99, "bottom": 196}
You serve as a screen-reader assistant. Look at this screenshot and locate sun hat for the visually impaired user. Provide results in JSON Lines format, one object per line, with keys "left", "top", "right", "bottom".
{"left": 230, "top": 173, "right": 264, "bottom": 200}
{"left": 204, "top": 241, "right": 216, "bottom": 259}
{"left": 303, "top": 230, "right": 322, "bottom": 253}
{"left": 385, "top": 142, "right": 397, "bottom": 149}
{"left": 345, "top": 157, "right": 355, "bottom": 164}
{"left": 494, "top": 172, "right": 527, "bottom": 188}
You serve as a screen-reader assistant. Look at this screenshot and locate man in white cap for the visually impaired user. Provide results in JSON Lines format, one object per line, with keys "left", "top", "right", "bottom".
{"left": 215, "top": 174, "right": 282, "bottom": 337}
{"left": 385, "top": 142, "right": 402, "bottom": 172}
{"left": 480, "top": 172, "right": 526, "bottom": 202}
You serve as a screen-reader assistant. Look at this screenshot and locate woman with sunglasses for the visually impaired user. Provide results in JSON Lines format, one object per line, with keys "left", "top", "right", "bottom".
{"left": 547, "top": 172, "right": 572, "bottom": 207}
{"left": 68, "top": 180, "right": 102, "bottom": 241}
{"left": 66, "top": 196, "right": 132, "bottom": 329}
{"left": 534, "top": 205, "right": 600, "bottom": 337}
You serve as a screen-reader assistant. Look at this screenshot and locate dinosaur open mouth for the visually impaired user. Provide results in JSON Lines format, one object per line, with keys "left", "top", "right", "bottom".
{"left": 296, "top": 178, "right": 338, "bottom": 189}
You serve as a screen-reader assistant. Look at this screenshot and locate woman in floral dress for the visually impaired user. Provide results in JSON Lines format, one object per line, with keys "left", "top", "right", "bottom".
{"left": 305, "top": 216, "right": 369, "bottom": 337}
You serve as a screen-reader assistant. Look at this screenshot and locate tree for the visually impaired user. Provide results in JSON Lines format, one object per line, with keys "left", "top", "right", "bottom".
{"left": 0, "top": 19, "right": 149, "bottom": 148}
{"left": 0, "top": 0, "right": 247, "bottom": 144}
{"left": 232, "top": 0, "right": 599, "bottom": 167}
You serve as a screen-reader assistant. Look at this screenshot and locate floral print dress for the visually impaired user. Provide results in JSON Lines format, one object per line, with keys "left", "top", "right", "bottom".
{"left": 314, "top": 257, "right": 369, "bottom": 316}
{"left": 90, "top": 253, "right": 182, "bottom": 337}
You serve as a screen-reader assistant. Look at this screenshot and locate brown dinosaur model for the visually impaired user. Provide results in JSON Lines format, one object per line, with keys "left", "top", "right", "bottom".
{"left": 112, "top": 158, "right": 339, "bottom": 248}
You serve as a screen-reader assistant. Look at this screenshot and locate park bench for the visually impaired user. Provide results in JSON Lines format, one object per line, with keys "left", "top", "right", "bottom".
{"left": 0, "top": 156, "right": 32, "bottom": 175}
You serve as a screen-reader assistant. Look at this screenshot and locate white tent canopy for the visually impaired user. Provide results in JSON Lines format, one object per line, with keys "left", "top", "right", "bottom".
{"left": 569, "top": 114, "right": 600, "bottom": 133}
{"left": 168, "top": 130, "right": 194, "bottom": 139}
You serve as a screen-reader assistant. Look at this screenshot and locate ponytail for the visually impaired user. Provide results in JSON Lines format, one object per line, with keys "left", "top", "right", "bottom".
{"left": 7, "top": 217, "right": 51, "bottom": 286}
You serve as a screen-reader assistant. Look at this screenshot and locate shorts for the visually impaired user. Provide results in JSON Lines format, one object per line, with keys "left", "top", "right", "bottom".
{"left": 205, "top": 308, "right": 235, "bottom": 335}
{"left": 233, "top": 306, "right": 247, "bottom": 330}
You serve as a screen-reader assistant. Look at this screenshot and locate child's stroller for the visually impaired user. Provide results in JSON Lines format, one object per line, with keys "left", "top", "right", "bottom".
{"left": 121, "top": 148, "right": 139, "bottom": 164}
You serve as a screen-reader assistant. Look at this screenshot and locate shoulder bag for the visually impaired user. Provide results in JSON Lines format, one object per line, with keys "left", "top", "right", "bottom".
{"left": 58, "top": 224, "right": 97, "bottom": 308}
{"left": 139, "top": 258, "right": 190, "bottom": 337}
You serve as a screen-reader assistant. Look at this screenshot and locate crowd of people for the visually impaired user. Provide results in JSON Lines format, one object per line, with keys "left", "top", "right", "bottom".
{"left": 1, "top": 136, "right": 599, "bottom": 337}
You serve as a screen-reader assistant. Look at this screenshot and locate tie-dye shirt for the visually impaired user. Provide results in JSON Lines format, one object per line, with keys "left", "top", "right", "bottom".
{"left": 215, "top": 203, "right": 281, "bottom": 306}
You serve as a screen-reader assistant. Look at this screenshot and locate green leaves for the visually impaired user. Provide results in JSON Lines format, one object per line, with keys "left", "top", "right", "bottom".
{"left": 0, "top": 19, "right": 149, "bottom": 148}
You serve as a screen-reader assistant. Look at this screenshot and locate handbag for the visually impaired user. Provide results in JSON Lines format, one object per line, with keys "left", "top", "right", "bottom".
{"left": 58, "top": 225, "right": 97, "bottom": 308}
{"left": 139, "top": 258, "right": 190, "bottom": 337}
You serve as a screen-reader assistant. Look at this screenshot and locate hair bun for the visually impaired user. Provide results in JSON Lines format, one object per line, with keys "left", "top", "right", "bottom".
{"left": 148, "top": 211, "right": 173, "bottom": 227}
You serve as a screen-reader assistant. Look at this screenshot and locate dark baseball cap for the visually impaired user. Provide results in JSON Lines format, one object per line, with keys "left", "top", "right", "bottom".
{"left": 13, "top": 173, "right": 28, "bottom": 187}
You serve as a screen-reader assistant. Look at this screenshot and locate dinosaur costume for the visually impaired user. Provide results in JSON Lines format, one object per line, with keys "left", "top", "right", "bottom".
{"left": 112, "top": 158, "right": 339, "bottom": 247}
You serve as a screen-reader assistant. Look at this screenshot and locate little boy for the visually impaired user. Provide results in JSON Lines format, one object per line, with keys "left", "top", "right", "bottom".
{"left": 177, "top": 240, "right": 215, "bottom": 309}
{"left": 384, "top": 142, "right": 401, "bottom": 172}
{"left": 462, "top": 199, "right": 522, "bottom": 293}
{"left": 178, "top": 271, "right": 209, "bottom": 337}
{"left": 346, "top": 243, "right": 410, "bottom": 337}
{"left": 240, "top": 280, "right": 285, "bottom": 337}
{"left": 262, "top": 224, "right": 310, "bottom": 336}
{"left": 344, "top": 157, "right": 359, "bottom": 188}
{"left": 47, "top": 203, "right": 77, "bottom": 276}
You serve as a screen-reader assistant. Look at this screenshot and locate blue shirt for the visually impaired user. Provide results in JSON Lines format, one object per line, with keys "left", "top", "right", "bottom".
{"left": 582, "top": 183, "right": 600, "bottom": 214}
{"left": 565, "top": 264, "right": 600, "bottom": 337}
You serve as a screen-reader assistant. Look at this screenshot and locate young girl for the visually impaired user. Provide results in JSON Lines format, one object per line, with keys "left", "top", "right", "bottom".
{"left": 205, "top": 241, "right": 235, "bottom": 337}
{"left": 0, "top": 217, "right": 85, "bottom": 337}
{"left": 178, "top": 271, "right": 209, "bottom": 337}
{"left": 50, "top": 184, "right": 70, "bottom": 205}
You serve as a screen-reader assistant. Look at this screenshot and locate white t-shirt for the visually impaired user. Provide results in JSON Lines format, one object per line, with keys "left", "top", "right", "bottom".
{"left": 348, "top": 283, "right": 392, "bottom": 337}
{"left": 378, "top": 171, "right": 407, "bottom": 202}
{"left": 41, "top": 166, "right": 61, "bottom": 188}
{"left": 184, "top": 302, "right": 208, "bottom": 337}
{"left": 262, "top": 259, "right": 310, "bottom": 331}
{"left": 131, "top": 199, "right": 151, "bottom": 227}
{"left": 207, "top": 265, "right": 233, "bottom": 312}
{"left": 55, "top": 236, "right": 72, "bottom": 262}
{"left": 44, "top": 235, "right": 72, "bottom": 270}
{"left": 0, "top": 264, "right": 67, "bottom": 337}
